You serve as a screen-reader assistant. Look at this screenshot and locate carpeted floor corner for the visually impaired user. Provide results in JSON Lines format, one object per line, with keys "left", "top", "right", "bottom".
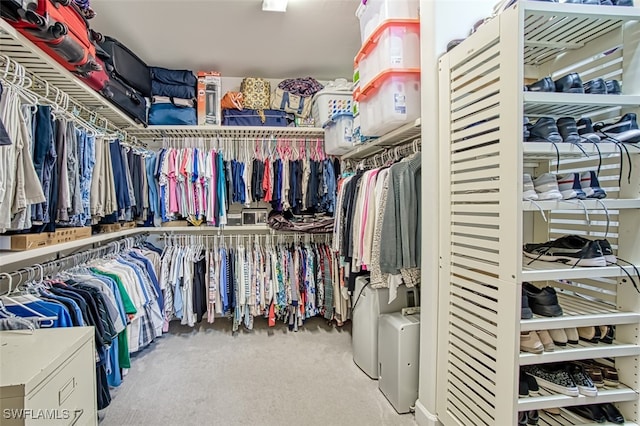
{"left": 99, "top": 317, "right": 417, "bottom": 426}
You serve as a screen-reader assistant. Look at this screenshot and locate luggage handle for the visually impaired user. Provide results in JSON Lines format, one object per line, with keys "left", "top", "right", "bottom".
{"left": 125, "top": 89, "right": 141, "bottom": 105}
{"left": 168, "top": 97, "right": 195, "bottom": 108}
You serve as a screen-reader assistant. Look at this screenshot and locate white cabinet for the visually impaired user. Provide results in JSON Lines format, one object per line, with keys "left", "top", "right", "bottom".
{"left": 0, "top": 327, "right": 97, "bottom": 426}
{"left": 437, "top": 2, "right": 640, "bottom": 425}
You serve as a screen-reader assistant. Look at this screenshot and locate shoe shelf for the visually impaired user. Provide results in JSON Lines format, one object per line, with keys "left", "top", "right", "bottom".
{"left": 521, "top": 293, "right": 640, "bottom": 332}
{"left": 340, "top": 118, "right": 421, "bottom": 160}
{"left": 523, "top": 142, "right": 637, "bottom": 159}
{"left": 520, "top": 342, "right": 640, "bottom": 366}
{"left": 523, "top": 93, "right": 640, "bottom": 119}
{"left": 123, "top": 125, "right": 325, "bottom": 142}
{"left": 0, "top": 19, "right": 138, "bottom": 130}
{"left": 518, "top": 386, "right": 637, "bottom": 412}
{"left": 521, "top": 1, "right": 640, "bottom": 67}
{"left": 521, "top": 261, "right": 639, "bottom": 282}
{"left": 523, "top": 199, "right": 640, "bottom": 211}
{"left": 539, "top": 408, "right": 638, "bottom": 426}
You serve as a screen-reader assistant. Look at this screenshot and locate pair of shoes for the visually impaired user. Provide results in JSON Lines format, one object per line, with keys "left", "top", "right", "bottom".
{"left": 526, "top": 72, "right": 583, "bottom": 93}
{"left": 575, "top": 360, "right": 620, "bottom": 388}
{"left": 521, "top": 330, "right": 556, "bottom": 352}
{"left": 524, "top": 172, "right": 606, "bottom": 201}
{"left": 550, "top": 327, "right": 579, "bottom": 346}
{"left": 523, "top": 235, "right": 609, "bottom": 267}
{"left": 527, "top": 116, "right": 589, "bottom": 144}
{"left": 584, "top": 78, "right": 622, "bottom": 94}
{"left": 522, "top": 282, "right": 563, "bottom": 317}
{"left": 566, "top": 403, "right": 625, "bottom": 423}
{"left": 520, "top": 369, "right": 540, "bottom": 396}
{"left": 578, "top": 325, "right": 615, "bottom": 343}
{"left": 595, "top": 113, "right": 640, "bottom": 144}
{"left": 523, "top": 363, "right": 596, "bottom": 397}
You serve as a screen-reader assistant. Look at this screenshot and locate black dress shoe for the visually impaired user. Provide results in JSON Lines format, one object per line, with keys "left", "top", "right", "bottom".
{"left": 577, "top": 117, "right": 601, "bottom": 142}
{"left": 555, "top": 73, "right": 585, "bottom": 93}
{"left": 566, "top": 404, "right": 607, "bottom": 422}
{"left": 584, "top": 78, "right": 607, "bottom": 94}
{"left": 528, "top": 117, "right": 563, "bottom": 143}
{"left": 527, "top": 77, "right": 555, "bottom": 92}
{"left": 557, "top": 117, "right": 581, "bottom": 143}
{"left": 606, "top": 80, "right": 621, "bottom": 94}
{"left": 600, "top": 403, "right": 625, "bottom": 424}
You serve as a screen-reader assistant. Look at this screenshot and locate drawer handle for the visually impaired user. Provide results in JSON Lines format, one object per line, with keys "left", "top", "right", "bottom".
{"left": 58, "top": 377, "right": 76, "bottom": 405}
{"left": 69, "top": 408, "right": 84, "bottom": 426}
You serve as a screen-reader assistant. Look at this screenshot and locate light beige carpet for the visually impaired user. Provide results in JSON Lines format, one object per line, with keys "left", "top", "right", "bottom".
{"left": 100, "top": 317, "right": 417, "bottom": 426}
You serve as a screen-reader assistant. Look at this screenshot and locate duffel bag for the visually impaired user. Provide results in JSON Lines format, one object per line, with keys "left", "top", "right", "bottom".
{"left": 222, "top": 109, "right": 288, "bottom": 127}
{"left": 150, "top": 66, "right": 197, "bottom": 86}
{"left": 149, "top": 97, "right": 196, "bottom": 125}
{"left": 151, "top": 80, "right": 196, "bottom": 99}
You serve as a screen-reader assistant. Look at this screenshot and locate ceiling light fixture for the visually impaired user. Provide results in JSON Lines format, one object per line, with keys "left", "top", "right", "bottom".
{"left": 262, "top": 0, "right": 288, "bottom": 12}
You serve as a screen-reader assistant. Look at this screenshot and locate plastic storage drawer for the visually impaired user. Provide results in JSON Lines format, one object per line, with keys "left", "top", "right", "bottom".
{"left": 355, "top": 20, "right": 420, "bottom": 89}
{"left": 357, "top": 0, "right": 420, "bottom": 44}
{"left": 357, "top": 69, "right": 420, "bottom": 136}
{"left": 324, "top": 113, "right": 354, "bottom": 155}
{"left": 312, "top": 90, "right": 353, "bottom": 128}
{"left": 378, "top": 312, "right": 420, "bottom": 414}
{"left": 351, "top": 277, "right": 417, "bottom": 379}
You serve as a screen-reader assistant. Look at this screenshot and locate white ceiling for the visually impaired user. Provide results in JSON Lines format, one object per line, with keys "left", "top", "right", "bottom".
{"left": 89, "top": 0, "right": 361, "bottom": 81}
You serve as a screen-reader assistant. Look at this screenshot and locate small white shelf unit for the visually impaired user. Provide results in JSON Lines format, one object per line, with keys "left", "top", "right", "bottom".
{"left": 438, "top": 2, "right": 640, "bottom": 425}
{"left": 340, "top": 118, "right": 421, "bottom": 160}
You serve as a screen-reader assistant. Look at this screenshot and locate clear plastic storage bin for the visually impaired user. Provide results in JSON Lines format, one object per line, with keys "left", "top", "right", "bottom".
{"left": 312, "top": 91, "right": 353, "bottom": 128}
{"left": 356, "top": 0, "right": 420, "bottom": 44}
{"left": 324, "top": 113, "right": 354, "bottom": 155}
{"left": 356, "top": 69, "right": 420, "bottom": 136}
{"left": 355, "top": 20, "right": 420, "bottom": 89}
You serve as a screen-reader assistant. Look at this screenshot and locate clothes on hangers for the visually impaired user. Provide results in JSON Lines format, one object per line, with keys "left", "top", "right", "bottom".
{"left": 159, "top": 238, "right": 348, "bottom": 329}
{"left": 333, "top": 152, "right": 422, "bottom": 294}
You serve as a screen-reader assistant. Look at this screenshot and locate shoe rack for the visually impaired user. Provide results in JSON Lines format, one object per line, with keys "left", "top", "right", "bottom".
{"left": 436, "top": 2, "right": 640, "bottom": 425}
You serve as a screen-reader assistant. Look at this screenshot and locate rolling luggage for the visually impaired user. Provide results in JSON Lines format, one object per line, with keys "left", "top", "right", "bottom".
{"left": 7, "top": 0, "right": 100, "bottom": 74}
{"left": 101, "top": 77, "right": 148, "bottom": 126}
{"left": 97, "top": 35, "right": 152, "bottom": 97}
{"left": 0, "top": 0, "right": 37, "bottom": 22}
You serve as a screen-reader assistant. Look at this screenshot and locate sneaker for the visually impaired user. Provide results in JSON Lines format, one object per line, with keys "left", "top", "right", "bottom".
{"left": 577, "top": 117, "right": 602, "bottom": 142}
{"left": 555, "top": 72, "right": 584, "bottom": 93}
{"left": 575, "top": 360, "right": 605, "bottom": 387}
{"left": 567, "top": 363, "right": 598, "bottom": 396}
{"left": 519, "top": 372, "right": 530, "bottom": 397}
{"left": 523, "top": 364, "right": 579, "bottom": 396}
{"left": 523, "top": 282, "right": 563, "bottom": 317}
{"left": 595, "top": 239, "right": 617, "bottom": 263}
{"left": 557, "top": 173, "right": 587, "bottom": 200}
{"left": 533, "top": 173, "right": 563, "bottom": 200}
{"left": 579, "top": 171, "right": 607, "bottom": 199}
{"left": 536, "top": 330, "right": 556, "bottom": 351}
{"left": 565, "top": 327, "right": 579, "bottom": 344}
{"left": 583, "top": 78, "right": 607, "bottom": 94}
{"left": 518, "top": 412, "right": 528, "bottom": 426}
{"left": 521, "top": 331, "right": 544, "bottom": 354}
{"left": 523, "top": 174, "right": 539, "bottom": 200}
{"left": 556, "top": 117, "right": 582, "bottom": 143}
{"left": 549, "top": 328, "right": 568, "bottom": 346}
{"left": 526, "top": 77, "right": 555, "bottom": 92}
{"left": 606, "top": 79, "right": 622, "bottom": 94}
{"left": 596, "top": 113, "right": 640, "bottom": 143}
{"left": 528, "top": 117, "right": 564, "bottom": 142}
{"left": 527, "top": 410, "right": 539, "bottom": 425}
{"left": 523, "top": 236, "right": 607, "bottom": 267}
{"left": 522, "top": 291, "right": 533, "bottom": 319}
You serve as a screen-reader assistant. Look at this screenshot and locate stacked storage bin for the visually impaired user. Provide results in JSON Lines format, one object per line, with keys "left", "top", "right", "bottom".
{"left": 313, "top": 79, "right": 355, "bottom": 155}
{"left": 354, "top": 0, "right": 420, "bottom": 137}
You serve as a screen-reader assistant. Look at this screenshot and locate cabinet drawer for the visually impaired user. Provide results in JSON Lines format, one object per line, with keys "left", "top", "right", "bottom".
{"left": 25, "top": 341, "right": 96, "bottom": 426}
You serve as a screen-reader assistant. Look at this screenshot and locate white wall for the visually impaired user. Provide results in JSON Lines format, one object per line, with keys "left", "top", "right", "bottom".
{"left": 416, "top": 1, "right": 497, "bottom": 426}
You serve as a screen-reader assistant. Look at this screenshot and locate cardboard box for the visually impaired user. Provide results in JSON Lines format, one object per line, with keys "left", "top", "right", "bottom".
{"left": 197, "top": 71, "right": 222, "bottom": 125}
{"left": 0, "top": 232, "right": 54, "bottom": 251}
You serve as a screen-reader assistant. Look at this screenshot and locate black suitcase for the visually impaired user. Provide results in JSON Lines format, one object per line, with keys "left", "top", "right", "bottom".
{"left": 0, "top": 0, "right": 38, "bottom": 22}
{"left": 96, "top": 34, "right": 152, "bottom": 97}
{"left": 101, "top": 77, "right": 148, "bottom": 126}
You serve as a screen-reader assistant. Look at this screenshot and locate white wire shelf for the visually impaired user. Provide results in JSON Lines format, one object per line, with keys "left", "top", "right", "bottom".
{"left": 520, "top": 341, "right": 640, "bottom": 366}
{"left": 340, "top": 118, "right": 421, "bottom": 160}
{"left": 539, "top": 408, "right": 637, "bottom": 426}
{"left": 518, "top": 386, "right": 637, "bottom": 411}
{"left": 522, "top": 1, "right": 640, "bottom": 66}
{"left": 521, "top": 293, "right": 640, "bottom": 332}
{"left": 523, "top": 93, "right": 640, "bottom": 118}
{"left": 523, "top": 199, "right": 640, "bottom": 211}
{"left": 147, "top": 225, "right": 270, "bottom": 234}
{"left": 124, "top": 125, "right": 325, "bottom": 141}
{"left": 522, "top": 142, "right": 632, "bottom": 159}
{"left": 0, "top": 228, "right": 145, "bottom": 270}
{"left": 521, "top": 261, "right": 639, "bottom": 281}
{"left": 0, "top": 18, "right": 138, "bottom": 130}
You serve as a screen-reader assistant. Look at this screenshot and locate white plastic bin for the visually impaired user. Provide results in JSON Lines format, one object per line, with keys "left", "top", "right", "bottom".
{"left": 312, "top": 91, "right": 353, "bottom": 128}
{"left": 356, "top": 0, "right": 420, "bottom": 44}
{"left": 356, "top": 69, "right": 420, "bottom": 136}
{"left": 356, "top": 20, "right": 420, "bottom": 89}
{"left": 324, "top": 113, "right": 354, "bottom": 155}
